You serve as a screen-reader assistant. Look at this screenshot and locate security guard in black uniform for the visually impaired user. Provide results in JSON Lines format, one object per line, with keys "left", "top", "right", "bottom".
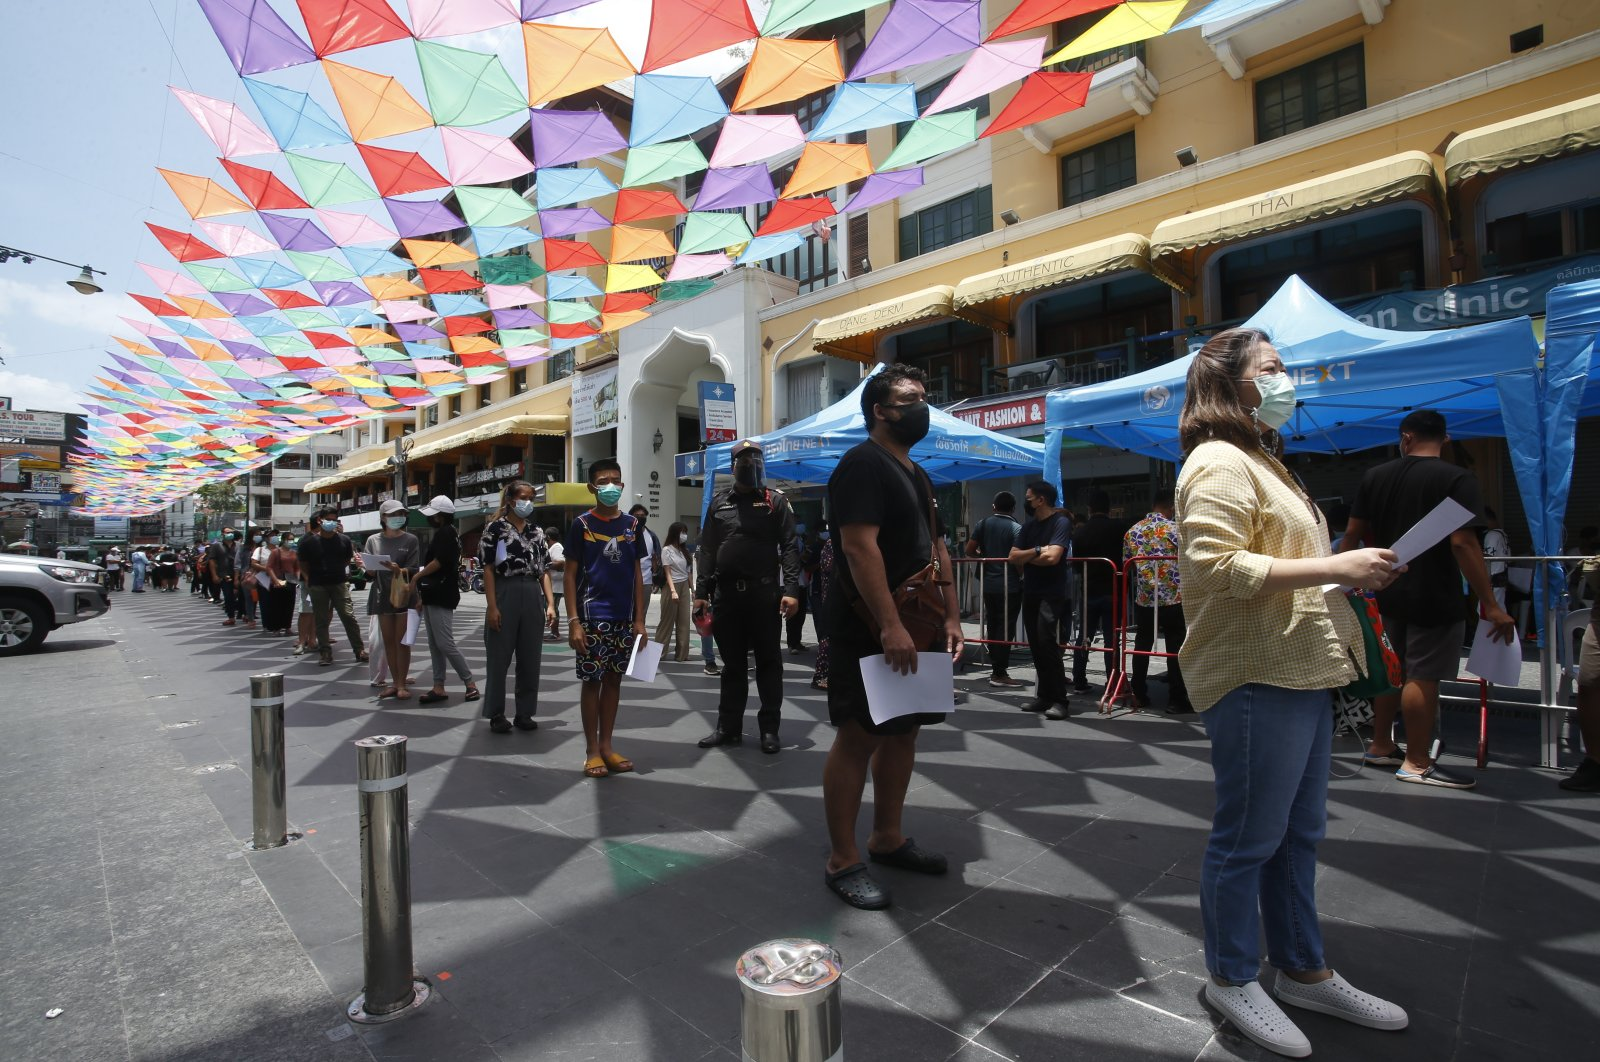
{"left": 695, "top": 440, "right": 802, "bottom": 754}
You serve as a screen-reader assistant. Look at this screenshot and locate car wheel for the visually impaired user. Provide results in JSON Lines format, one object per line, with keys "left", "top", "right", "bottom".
{"left": 0, "top": 596, "right": 49, "bottom": 655}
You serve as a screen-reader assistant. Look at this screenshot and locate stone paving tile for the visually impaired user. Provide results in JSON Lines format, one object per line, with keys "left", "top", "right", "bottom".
{"left": 7, "top": 594, "right": 1600, "bottom": 1062}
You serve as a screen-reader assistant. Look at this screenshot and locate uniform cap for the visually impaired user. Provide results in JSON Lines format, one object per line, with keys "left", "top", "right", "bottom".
{"left": 731, "top": 439, "right": 763, "bottom": 459}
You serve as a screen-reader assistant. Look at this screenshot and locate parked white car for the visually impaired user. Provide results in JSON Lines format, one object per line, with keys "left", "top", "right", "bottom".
{"left": 0, "top": 553, "right": 110, "bottom": 655}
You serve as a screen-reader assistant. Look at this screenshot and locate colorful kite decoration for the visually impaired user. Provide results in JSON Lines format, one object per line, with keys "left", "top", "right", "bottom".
{"left": 71, "top": 0, "right": 1230, "bottom": 512}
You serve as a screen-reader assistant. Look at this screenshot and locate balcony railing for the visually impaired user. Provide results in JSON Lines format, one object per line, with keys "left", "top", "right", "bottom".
{"left": 1044, "top": 39, "right": 1144, "bottom": 76}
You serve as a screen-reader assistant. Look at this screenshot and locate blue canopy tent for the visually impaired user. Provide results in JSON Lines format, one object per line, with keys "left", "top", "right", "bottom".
{"left": 1042, "top": 274, "right": 1589, "bottom": 632}
{"left": 699, "top": 366, "right": 1048, "bottom": 518}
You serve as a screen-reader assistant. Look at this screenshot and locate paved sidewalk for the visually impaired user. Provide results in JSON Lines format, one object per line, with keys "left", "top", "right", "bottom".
{"left": 2, "top": 589, "right": 1598, "bottom": 1061}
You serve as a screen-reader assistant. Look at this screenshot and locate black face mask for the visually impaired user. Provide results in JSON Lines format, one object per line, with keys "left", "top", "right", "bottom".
{"left": 884, "top": 401, "right": 930, "bottom": 446}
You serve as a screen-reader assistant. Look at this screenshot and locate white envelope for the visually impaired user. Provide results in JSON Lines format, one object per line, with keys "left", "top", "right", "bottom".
{"left": 626, "top": 635, "right": 664, "bottom": 683}
{"left": 860, "top": 653, "right": 956, "bottom": 725}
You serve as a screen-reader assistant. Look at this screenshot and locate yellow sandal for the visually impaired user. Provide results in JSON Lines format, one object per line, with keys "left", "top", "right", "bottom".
{"left": 583, "top": 755, "right": 609, "bottom": 778}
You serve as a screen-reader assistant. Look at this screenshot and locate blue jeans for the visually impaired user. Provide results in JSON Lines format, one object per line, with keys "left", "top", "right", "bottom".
{"left": 1200, "top": 683, "right": 1330, "bottom": 985}
{"left": 701, "top": 633, "right": 716, "bottom": 666}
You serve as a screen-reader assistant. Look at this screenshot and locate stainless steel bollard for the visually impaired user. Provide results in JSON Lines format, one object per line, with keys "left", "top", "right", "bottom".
{"left": 348, "top": 735, "right": 429, "bottom": 1023}
{"left": 248, "top": 674, "right": 288, "bottom": 850}
{"left": 737, "top": 939, "right": 843, "bottom": 1062}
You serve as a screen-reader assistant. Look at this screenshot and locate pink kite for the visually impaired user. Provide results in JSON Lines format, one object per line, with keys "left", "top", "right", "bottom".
{"left": 171, "top": 87, "right": 280, "bottom": 158}
{"left": 439, "top": 127, "right": 534, "bottom": 186}
{"left": 709, "top": 114, "right": 806, "bottom": 169}
{"left": 925, "top": 38, "right": 1046, "bottom": 114}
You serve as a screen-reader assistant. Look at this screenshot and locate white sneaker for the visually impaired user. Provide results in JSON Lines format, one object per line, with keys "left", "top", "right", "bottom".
{"left": 1272, "top": 970, "right": 1409, "bottom": 1030}
{"left": 1204, "top": 980, "right": 1311, "bottom": 1058}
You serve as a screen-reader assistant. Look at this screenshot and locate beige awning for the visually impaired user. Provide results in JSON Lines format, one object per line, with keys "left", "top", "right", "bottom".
{"left": 952, "top": 234, "right": 1175, "bottom": 332}
{"left": 812, "top": 285, "right": 955, "bottom": 361}
{"left": 1444, "top": 91, "right": 1600, "bottom": 185}
{"left": 405, "top": 414, "right": 567, "bottom": 463}
{"left": 1150, "top": 151, "right": 1441, "bottom": 292}
{"left": 305, "top": 458, "right": 391, "bottom": 494}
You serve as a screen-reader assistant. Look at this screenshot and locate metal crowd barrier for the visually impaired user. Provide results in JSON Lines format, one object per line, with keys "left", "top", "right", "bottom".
{"left": 1108, "top": 555, "right": 1183, "bottom": 714}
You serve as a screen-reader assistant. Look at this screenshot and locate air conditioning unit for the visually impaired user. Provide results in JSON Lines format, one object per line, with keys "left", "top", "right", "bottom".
{"left": 1005, "top": 358, "right": 1067, "bottom": 392}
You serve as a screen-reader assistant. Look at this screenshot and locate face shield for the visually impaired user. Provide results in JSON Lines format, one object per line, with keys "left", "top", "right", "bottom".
{"left": 733, "top": 453, "right": 765, "bottom": 489}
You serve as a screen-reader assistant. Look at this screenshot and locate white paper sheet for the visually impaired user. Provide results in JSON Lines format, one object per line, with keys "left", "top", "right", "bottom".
{"left": 495, "top": 540, "right": 508, "bottom": 566}
{"left": 860, "top": 653, "right": 956, "bottom": 725}
{"left": 358, "top": 552, "right": 387, "bottom": 570}
{"left": 1465, "top": 617, "right": 1522, "bottom": 686}
{"left": 401, "top": 609, "right": 419, "bottom": 648}
{"left": 255, "top": 571, "right": 271, "bottom": 589}
{"left": 625, "top": 635, "right": 664, "bottom": 683}
{"left": 1387, "top": 497, "right": 1474, "bottom": 569}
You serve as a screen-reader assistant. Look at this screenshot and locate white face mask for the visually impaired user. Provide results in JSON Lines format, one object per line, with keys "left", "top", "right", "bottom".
{"left": 512, "top": 499, "right": 535, "bottom": 518}
{"left": 1251, "top": 372, "right": 1296, "bottom": 430}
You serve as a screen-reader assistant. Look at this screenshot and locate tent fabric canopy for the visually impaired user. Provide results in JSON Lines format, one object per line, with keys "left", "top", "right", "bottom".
{"left": 1443, "top": 91, "right": 1600, "bottom": 185}
{"left": 953, "top": 233, "right": 1170, "bottom": 332}
{"left": 1041, "top": 274, "right": 1545, "bottom": 482}
{"left": 812, "top": 285, "right": 955, "bottom": 361}
{"left": 1150, "top": 151, "right": 1441, "bottom": 291}
{"left": 698, "top": 365, "right": 1049, "bottom": 517}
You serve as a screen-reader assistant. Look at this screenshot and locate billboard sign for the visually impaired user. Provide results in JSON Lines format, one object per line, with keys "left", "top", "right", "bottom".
{"left": 698, "top": 381, "right": 737, "bottom": 443}
{"left": 571, "top": 365, "right": 619, "bottom": 436}
{"left": 0, "top": 409, "right": 67, "bottom": 440}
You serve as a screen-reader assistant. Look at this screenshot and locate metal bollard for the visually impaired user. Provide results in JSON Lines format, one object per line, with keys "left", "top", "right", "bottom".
{"left": 248, "top": 674, "right": 288, "bottom": 850}
{"left": 737, "top": 939, "right": 843, "bottom": 1062}
{"left": 348, "top": 735, "right": 430, "bottom": 1023}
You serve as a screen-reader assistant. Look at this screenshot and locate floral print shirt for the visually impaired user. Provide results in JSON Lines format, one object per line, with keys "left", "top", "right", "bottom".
{"left": 1123, "top": 512, "right": 1182, "bottom": 608}
{"left": 479, "top": 517, "right": 549, "bottom": 578}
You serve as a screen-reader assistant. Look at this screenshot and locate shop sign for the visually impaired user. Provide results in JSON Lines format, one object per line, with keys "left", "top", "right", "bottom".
{"left": 1343, "top": 253, "right": 1600, "bottom": 330}
{"left": 572, "top": 364, "right": 619, "bottom": 436}
{"left": 953, "top": 396, "right": 1047, "bottom": 432}
{"left": 0, "top": 409, "right": 66, "bottom": 440}
{"left": 457, "top": 461, "right": 523, "bottom": 488}
{"left": 698, "top": 381, "right": 737, "bottom": 443}
{"left": 674, "top": 451, "right": 706, "bottom": 478}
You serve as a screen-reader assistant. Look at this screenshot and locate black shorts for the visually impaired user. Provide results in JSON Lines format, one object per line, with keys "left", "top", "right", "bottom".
{"left": 1381, "top": 613, "right": 1464, "bottom": 682}
{"left": 826, "top": 628, "right": 947, "bottom": 736}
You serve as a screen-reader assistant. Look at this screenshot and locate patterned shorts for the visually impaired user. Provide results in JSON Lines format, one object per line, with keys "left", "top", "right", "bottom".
{"left": 576, "top": 620, "right": 632, "bottom": 683}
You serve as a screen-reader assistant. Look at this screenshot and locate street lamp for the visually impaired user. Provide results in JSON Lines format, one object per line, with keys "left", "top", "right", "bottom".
{"left": 0, "top": 244, "right": 105, "bottom": 295}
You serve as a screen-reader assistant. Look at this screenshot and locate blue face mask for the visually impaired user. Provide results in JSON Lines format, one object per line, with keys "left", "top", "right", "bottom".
{"left": 512, "top": 499, "right": 534, "bottom": 518}
{"left": 595, "top": 484, "right": 623, "bottom": 507}
{"left": 384, "top": 516, "right": 406, "bottom": 530}
{"left": 321, "top": 520, "right": 338, "bottom": 532}
{"left": 224, "top": 533, "right": 235, "bottom": 541}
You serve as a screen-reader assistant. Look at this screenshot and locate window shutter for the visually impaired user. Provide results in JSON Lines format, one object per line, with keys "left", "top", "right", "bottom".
{"left": 899, "top": 215, "right": 917, "bottom": 261}
{"left": 975, "top": 186, "right": 993, "bottom": 236}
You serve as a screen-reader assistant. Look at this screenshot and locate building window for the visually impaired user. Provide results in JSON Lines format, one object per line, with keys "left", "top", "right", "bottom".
{"left": 275, "top": 453, "right": 310, "bottom": 470}
{"left": 1030, "top": 273, "right": 1175, "bottom": 384}
{"left": 1215, "top": 207, "right": 1426, "bottom": 318}
{"left": 1060, "top": 131, "right": 1136, "bottom": 208}
{"left": 754, "top": 161, "right": 837, "bottom": 294}
{"left": 891, "top": 320, "right": 993, "bottom": 403}
{"left": 1255, "top": 43, "right": 1365, "bottom": 143}
{"left": 896, "top": 75, "right": 990, "bottom": 142}
{"left": 785, "top": 362, "right": 826, "bottom": 423}
{"left": 315, "top": 453, "right": 341, "bottom": 469}
{"left": 424, "top": 406, "right": 438, "bottom": 428}
{"left": 546, "top": 349, "right": 575, "bottom": 383}
{"left": 1481, "top": 152, "right": 1600, "bottom": 272}
{"left": 448, "top": 395, "right": 462, "bottom": 418}
{"left": 899, "top": 186, "right": 992, "bottom": 260}
{"left": 515, "top": 368, "right": 529, "bottom": 392}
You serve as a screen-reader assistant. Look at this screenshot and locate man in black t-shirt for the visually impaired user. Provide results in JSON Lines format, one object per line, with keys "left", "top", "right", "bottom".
{"left": 965, "top": 491, "right": 1023, "bottom": 687}
{"left": 822, "top": 365, "right": 962, "bottom": 912}
{"left": 1070, "top": 489, "right": 1125, "bottom": 693}
{"left": 298, "top": 505, "right": 367, "bottom": 667}
{"left": 1009, "top": 481, "right": 1074, "bottom": 717}
{"left": 1343, "top": 410, "right": 1515, "bottom": 790}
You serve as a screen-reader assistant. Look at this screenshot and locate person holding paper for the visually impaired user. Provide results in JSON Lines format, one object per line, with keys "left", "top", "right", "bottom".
{"left": 414, "top": 496, "right": 479, "bottom": 707}
{"left": 821, "top": 365, "right": 963, "bottom": 911}
{"left": 565, "top": 459, "right": 647, "bottom": 777}
{"left": 1178, "top": 328, "right": 1410, "bottom": 1057}
{"left": 479, "top": 482, "right": 554, "bottom": 730}
{"left": 1341, "top": 410, "right": 1515, "bottom": 790}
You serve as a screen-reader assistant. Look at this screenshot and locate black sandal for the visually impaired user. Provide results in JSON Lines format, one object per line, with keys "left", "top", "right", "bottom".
{"left": 418, "top": 691, "right": 448, "bottom": 705}
{"left": 464, "top": 686, "right": 480, "bottom": 701}
{"left": 867, "top": 838, "right": 948, "bottom": 875}
{"left": 824, "top": 863, "right": 890, "bottom": 910}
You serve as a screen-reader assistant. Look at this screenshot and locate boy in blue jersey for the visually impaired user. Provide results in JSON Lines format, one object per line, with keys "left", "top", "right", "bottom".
{"left": 565, "top": 457, "right": 648, "bottom": 778}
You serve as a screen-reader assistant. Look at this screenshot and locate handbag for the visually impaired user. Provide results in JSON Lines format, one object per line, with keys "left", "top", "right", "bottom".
{"left": 389, "top": 568, "right": 412, "bottom": 609}
{"left": 1341, "top": 589, "right": 1401, "bottom": 700}
{"left": 849, "top": 466, "right": 950, "bottom": 651}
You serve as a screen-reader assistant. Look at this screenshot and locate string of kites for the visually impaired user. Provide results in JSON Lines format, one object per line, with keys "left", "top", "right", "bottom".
{"left": 69, "top": 0, "right": 1273, "bottom": 515}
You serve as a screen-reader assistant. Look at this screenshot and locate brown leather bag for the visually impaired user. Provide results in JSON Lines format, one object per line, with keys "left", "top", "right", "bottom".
{"left": 850, "top": 467, "right": 951, "bottom": 651}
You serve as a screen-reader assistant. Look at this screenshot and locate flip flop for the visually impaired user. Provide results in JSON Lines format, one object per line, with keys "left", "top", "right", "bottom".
{"left": 602, "top": 752, "right": 634, "bottom": 774}
{"left": 867, "top": 838, "right": 948, "bottom": 875}
{"left": 824, "top": 863, "right": 890, "bottom": 910}
{"left": 583, "top": 756, "right": 610, "bottom": 778}
{"left": 464, "top": 686, "right": 480, "bottom": 701}
{"left": 417, "top": 691, "right": 448, "bottom": 705}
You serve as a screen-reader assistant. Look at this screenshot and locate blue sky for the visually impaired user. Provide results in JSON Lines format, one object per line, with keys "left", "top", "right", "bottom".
{"left": 0, "top": 0, "right": 765, "bottom": 417}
